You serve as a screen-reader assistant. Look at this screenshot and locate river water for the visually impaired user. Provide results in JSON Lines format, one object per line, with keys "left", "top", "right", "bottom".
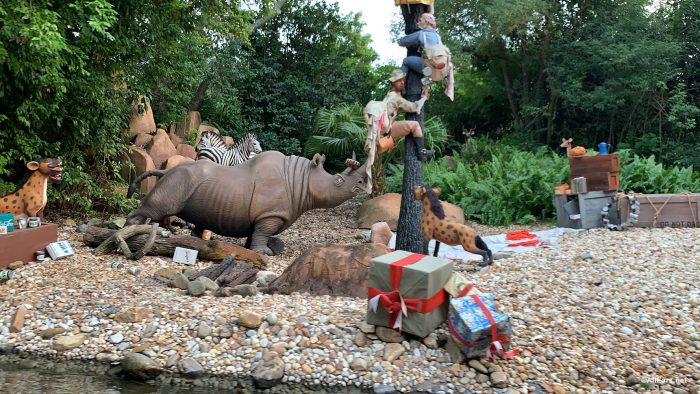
{"left": 0, "top": 363, "right": 217, "bottom": 394}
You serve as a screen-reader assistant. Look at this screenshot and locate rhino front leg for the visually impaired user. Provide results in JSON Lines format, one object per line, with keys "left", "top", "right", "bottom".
{"left": 248, "top": 217, "right": 285, "bottom": 255}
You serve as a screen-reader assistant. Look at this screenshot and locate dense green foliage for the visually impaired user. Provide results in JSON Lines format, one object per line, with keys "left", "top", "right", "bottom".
{"left": 385, "top": 139, "right": 700, "bottom": 226}
{"left": 386, "top": 138, "right": 569, "bottom": 225}
{"left": 434, "top": 0, "right": 700, "bottom": 167}
{"left": 199, "top": 0, "right": 378, "bottom": 154}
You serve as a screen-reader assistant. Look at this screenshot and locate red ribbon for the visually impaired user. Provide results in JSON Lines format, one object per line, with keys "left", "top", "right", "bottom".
{"left": 448, "top": 293, "right": 520, "bottom": 362}
{"left": 368, "top": 253, "right": 447, "bottom": 329}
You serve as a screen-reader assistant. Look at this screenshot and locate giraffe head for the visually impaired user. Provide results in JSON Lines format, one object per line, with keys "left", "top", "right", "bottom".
{"left": 28, "top": 157, "right": 63, "bottom": 183}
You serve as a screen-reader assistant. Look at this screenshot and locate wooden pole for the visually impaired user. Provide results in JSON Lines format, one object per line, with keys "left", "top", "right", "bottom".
{"left": 395, "top": 3, "right": 431, "bottom": 254}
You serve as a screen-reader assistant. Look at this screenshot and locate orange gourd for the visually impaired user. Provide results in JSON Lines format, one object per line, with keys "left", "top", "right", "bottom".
{"left": 569, "top": 146, "right": 586, "bottom": 156}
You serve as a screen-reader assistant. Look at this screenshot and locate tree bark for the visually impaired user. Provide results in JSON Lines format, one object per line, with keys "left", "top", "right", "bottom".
{"left": 498, "top": 40, "right": 519, "bottom": 121}
{"left": 83, "top": 225, "right": 268, "bottom": 269}
{"left": 396, "top": 4, "right": 430, "bottom": 254}
{"left": 187, "top": 77, "right": 211, "bottom": 112}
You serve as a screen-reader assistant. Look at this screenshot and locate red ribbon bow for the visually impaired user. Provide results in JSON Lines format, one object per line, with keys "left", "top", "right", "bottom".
{"left": 368, "top": 253, "right": 446, "bottom": 330}
{"left": 448, "top": 292, "right": 520, "bottom": 362}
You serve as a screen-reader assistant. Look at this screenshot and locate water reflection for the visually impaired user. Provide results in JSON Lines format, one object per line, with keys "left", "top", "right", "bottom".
{"left": 0, "top": 365, "right": 214, "bottom": 394}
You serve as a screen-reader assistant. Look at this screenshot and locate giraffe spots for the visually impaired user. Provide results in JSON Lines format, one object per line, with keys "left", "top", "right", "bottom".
{"left": 11, "top": 200, "right": 16, "bottom": 204}
{"left": 446, "top": 224, "right": 453, "bottom": 229}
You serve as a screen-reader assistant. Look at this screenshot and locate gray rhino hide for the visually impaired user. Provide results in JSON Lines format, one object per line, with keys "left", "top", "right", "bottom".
{"left": 126, "top": 151, "right": 367, "bottom": 255}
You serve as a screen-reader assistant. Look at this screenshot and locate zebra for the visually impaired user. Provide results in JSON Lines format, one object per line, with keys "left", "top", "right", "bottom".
{"left": 196, "top": 133, "right": 263, "bottom": 166}
{"left": 195, "top": 131, "right": 227, "bottom": 152}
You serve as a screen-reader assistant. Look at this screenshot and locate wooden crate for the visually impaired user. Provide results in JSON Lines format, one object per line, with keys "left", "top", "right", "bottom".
{"left": 569, "top": 154, "right": 620, "bottom": 192}
{"left": 619, "top": 194, "right": 700, "bottom": 228}
{"left": 0, "top": 223, "right": 58, "bottom": 267}
{"left": 569, "top": 154, "right": 620, "bottom": 174}
{"left": 555, "top": 191, "right": 617, "bottom": 229}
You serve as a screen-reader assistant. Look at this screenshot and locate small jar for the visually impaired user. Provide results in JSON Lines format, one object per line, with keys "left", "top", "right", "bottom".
{"left": 202, "top": 230, "right": 212, "bottom": 241}
{"left": 0, "top": 270, "right": 14, "bottom": 280}
{"left": 35, "top": 250, "right": 45, "bottom": 262}
{"left": 110, "top": 262, "right": 125, "bottom": 269}
{"left": 127, "top": 266, "right": 141, "bottom": 276}
{"left": 17, "top": 218, "right": 27, "bottom": 229}
{"left": 27, "top": 217, "right": 40, "bottom": 228}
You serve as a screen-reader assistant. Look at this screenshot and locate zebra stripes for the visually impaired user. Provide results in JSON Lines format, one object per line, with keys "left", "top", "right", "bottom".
{"left": 195, "top": 131, "right": 227, "bottom": 152}
{"left": 196, "top": 133, "right": 263, "bottom": 166}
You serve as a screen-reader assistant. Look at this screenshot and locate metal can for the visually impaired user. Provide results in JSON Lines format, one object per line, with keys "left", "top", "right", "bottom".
{"left": 36, "top": 251, "right": 45, "bottom": 262}
{"left": 17, "top": 218, "right": 27, "bottom": 229}
{"left": 110, "top": 262, "right": 125, "bottom": 269}
{"left": 127, "top": 266, "right": 141, "bottom": 276}
{"left": 0, "top": 270, "right": 14, "bottom": 280}
{"left": 202, "top": 230, "right": 212, "bottom": 241}
{"left": 27, "top": 217, "right": 40, "bottom": 228}
{"left": 161, "top": 229, "right": 171, "bottom": 238}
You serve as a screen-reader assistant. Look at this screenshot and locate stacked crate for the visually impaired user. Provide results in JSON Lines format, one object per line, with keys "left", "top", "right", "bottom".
{"left": 569, "top": 154, "right": 620, "bottom": 191}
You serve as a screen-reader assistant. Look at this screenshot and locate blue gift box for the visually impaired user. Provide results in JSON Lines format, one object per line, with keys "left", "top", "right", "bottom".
{"left": 448, "top": 293, "right": 513, "bottom": 358}
{"left": 0, "top": 214, "right": 14, "bottom": 233}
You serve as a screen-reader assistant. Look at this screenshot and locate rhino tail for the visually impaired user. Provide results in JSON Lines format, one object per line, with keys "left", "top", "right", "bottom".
{"left": 127, "top": 170, "right": 168, "bottom": 198}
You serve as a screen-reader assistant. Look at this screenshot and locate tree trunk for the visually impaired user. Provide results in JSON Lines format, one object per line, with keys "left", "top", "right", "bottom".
{"left": 498, "top": 40, "right": 518, "bottom": 121}
{"left": 187, "top": 77, "right": 211, "bottom": 112}
{"left": 82, "top": 225, "right": 268, "bottom": 269}
{"left": 396, "top": 4, "right": 430, "bottom": 254}
{"left": 546, "top": 78, "right": 558, "bottom": 145}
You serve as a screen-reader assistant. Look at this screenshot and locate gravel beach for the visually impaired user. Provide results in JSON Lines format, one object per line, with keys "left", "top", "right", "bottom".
{"left": 1, "top": 196, "right": 699, "bottom": 393}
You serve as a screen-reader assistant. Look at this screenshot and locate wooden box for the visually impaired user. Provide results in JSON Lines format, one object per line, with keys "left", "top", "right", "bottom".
{"left": 569, "top": 154, "right": 620, "bottom": 174}
{"left": 619, "top": 194, "right": 700, "bottom": 228}
{"left": 0, "top": 223, "right": 58, "bottom": 268}
{"left": 555, "top": 191, "right": 617, "bottom": 229}
{"left": 569, "top": 154, "right": 620, "bottom": 192}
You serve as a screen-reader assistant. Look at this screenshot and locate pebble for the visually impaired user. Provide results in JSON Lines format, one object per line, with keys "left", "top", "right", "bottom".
{"left": 0, "top": 225, "right": 697, "bottom": 393}
{"left": 109, "top": 333, "right": 124, "bottom": 344}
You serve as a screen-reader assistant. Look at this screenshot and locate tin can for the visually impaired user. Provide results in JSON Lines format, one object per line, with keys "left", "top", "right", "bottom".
{"left": 17, "top": 218, "right": 27, "bottom": 229}
{"left": 202, "top": 230, "right": 212, "bottom": 241}
{"left": 0, "top": 270, "right": 14, "bottom": 280}
{"left": 111, "top": 262, "right": 125, "bottom": 269}
{"left": 28, "top": 217, "right": 40, "bottom": 228}
{"left": 161, "top": 229, "right": 171, "bottom": 238}
{"left": 127, "top": 266, "right": 141, "bottom": 276}
{"left": 36, "top": 251, "right": 45, "bottom": 262}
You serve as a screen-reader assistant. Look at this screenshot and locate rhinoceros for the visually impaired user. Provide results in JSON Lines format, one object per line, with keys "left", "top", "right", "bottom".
{"left": 126, "top": 151, "right": 368, "bottom": 255}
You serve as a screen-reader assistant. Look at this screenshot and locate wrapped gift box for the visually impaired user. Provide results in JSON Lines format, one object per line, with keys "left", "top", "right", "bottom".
{"left": 367, "top": 250, "right": 452, "bottom": 338}
{"left": 0, "top": 213, "right": 14, "bottom": 233}
{"left": 448, "top": 293, "right": 514, "bottom": 359}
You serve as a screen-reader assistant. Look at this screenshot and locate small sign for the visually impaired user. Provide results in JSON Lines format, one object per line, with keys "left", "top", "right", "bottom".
{"left": 173, "top": 247, "right": 198, "bottom": 265}
{"left": 46, "top": 240, "right": 74, "bottom": 260}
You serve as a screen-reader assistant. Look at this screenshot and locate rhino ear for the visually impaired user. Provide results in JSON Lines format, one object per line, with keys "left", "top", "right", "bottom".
{"left": 311, "top": 153, "right": 326, "bottom": 167}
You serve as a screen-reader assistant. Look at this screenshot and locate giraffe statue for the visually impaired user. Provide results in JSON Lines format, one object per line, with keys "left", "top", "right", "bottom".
{"left": 414, "top": 185, "right": 493, "bottom": 266}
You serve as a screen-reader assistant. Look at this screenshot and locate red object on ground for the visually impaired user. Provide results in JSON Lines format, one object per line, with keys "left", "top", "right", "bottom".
{"left": 507, "top": 239, "right": 542, "bottom": 247}
{"left": 505, "top": 230, "right": 537, "bottom": 240}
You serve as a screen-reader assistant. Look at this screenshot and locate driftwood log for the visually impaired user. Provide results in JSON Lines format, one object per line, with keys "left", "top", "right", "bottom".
{"left": 187, "top": 254, "right": 259, "bottom": 287}
{"left": 83, "top": 225, "right": 267, "bottom": 269}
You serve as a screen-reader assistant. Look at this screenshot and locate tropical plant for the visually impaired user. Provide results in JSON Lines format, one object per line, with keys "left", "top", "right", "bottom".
{"left": 306, "top": 102, "right": 450, "bottom": 196}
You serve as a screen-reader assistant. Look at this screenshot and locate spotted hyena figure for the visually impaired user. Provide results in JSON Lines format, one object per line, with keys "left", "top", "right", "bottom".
{"left": 0, "top": 157, "right": 63, "bottom": 219}
{"left": 414, "top": 185, "right": 493, "bottom": 266}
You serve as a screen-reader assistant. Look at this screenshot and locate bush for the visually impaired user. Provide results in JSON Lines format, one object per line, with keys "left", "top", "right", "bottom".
{"left": 618, "top": 149, "right": 700, "bottom": 193}
{"left": 386, "top": 138, "right": 569, "bottom": 226}
{"left": 386, "top": 140, "right": 700, "bottom": 226}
